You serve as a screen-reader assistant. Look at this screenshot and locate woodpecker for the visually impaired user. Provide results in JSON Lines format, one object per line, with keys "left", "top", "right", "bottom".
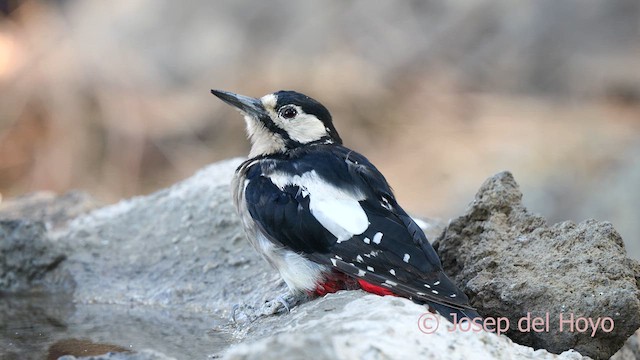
{"left": 211, "top": 89, "right": 480, "bottom": 323}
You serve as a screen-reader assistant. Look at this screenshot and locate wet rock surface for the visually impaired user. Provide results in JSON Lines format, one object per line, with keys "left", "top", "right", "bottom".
{"left": 0, "top": 161, "right": 637, "bottom": 359}
{"left": 0, "top": 220, "right": 66, "bottom": 292}
{"left": 434, "top": 171, "right": 640, "bottom": 359}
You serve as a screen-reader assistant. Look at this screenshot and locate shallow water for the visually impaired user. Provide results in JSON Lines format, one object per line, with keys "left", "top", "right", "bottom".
{"left": 0, "top": 293, "right": 231, "bottom": 360}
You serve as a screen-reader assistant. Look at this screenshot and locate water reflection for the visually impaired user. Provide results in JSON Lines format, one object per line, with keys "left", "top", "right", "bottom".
{"left": 0, "top": 293, "right": 229, "bottom": 359}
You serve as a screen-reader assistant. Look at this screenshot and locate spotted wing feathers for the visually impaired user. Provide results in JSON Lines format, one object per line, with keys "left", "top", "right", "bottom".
{"left": 243, "top": 145, "right": 476, "bottom": 313}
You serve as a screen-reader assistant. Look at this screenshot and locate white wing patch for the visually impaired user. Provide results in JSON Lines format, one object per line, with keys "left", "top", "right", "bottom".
{"left": 268, "top": 170, "right": 369, "bottom": 241}
{"left": 312, "top": 196, "right": 368, "bottom": 241}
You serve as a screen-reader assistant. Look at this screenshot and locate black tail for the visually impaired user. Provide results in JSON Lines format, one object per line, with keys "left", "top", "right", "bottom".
{"left": 428, "top": 302, "right": 482, "bottom": 324}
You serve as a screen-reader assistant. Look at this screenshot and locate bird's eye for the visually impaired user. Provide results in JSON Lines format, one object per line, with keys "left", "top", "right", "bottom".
{"left": 280, "top": 107, "right": 298, "bottom": 119}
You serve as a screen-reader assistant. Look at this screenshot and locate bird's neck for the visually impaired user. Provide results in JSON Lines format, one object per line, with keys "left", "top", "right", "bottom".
{"left": 246, "top": 118, "right": 287, "bottom": 157}
{"left": 249, "top": 137, "right": 286, "bottom": 158}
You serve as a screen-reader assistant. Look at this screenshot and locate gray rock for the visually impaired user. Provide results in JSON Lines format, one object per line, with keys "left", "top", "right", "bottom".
{"left": 0, "top": 161, "right": 618, "bottom": 359}
{"left": 434, "top": 171, "right": 640, "bottom": 359}
{"left": 0, "top": 290, "right": 226, "bottom": 359}
{"left": 58, "top": 349, "right": 177, "bottom": 360}
{"left": 223, "top": 291, "right": 585, "bottom": 360}
{"left": 0, "top": 191, "right": 100, "bottom": 230}
{"left": 0, "top": 220, "right": 66, "bottom": 292}
{"left": 611, "top": 329, "right": 640, "bottom": 360}
{"left": 50, "top": 158, "right": 283, "bottom": 313}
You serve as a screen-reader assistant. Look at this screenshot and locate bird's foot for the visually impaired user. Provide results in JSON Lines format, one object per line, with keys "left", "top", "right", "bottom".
{"left": 231, "top": 303, "right": 255, "bottom": 324}
{"left": 261, "top": 292, "right": 309, "bottom": 315}
{"left": 231, "top": 292, "right": 310, "bottom": 324}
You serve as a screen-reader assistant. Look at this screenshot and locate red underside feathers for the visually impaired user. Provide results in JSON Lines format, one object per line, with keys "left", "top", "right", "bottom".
{"left": 313, "top": 278, "right": 345, "bottom": 296}
{"left": 311, "top": 274, "right": 397, "bottom": 297}
{"left": 312, "top": 272, "right": 357, "bottom": 296}
{"left": 357, "top": 279, "right": 397, "bottom": 296}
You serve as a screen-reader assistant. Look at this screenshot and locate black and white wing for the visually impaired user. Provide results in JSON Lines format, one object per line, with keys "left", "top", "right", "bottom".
{"left": 243, "top": 145, "right": 477, "bottom": 316}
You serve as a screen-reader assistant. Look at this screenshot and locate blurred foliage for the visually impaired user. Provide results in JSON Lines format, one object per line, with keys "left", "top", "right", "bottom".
{"left": 0, "top": 0, "right": 639, "bottom": 256}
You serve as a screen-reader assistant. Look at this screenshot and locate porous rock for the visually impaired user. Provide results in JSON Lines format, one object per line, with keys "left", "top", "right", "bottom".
{"left": 0, "top": 161, "right": 607, "bottom": 359}
{"left": 0, "top": 220, "right": 66, "bottom": 292}
{"left": 57, "top": 349, "right": 177, "bottom": 360}
{"left": 611, "top": 329, "right": 640, "bottom": 360}
{"left": 0, "top": 191, "right": 100, "bottom": 230}
{"left": 434, "top": 171, "right": 640, "bottom": 359}
{"left": 223, "top": 292, "right": 585, "bottom": 360}
{"left": 50, "top": 158, "right": 281, "bottom": 312}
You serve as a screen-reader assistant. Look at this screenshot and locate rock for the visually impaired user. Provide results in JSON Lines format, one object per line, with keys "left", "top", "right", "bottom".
{"left": 0, "top": 220, "right": 66, "bottom": 292}
{"left": 223, "top": 291, "right": 584, "bottom": 360}
{"left": 48, "top": 338, "right": 130, "bottom": 359}
{"left": 57, "top": 349, "right": 177, "bottom": 360}
{"left": 611, "top": 329, "right": 640, "bottom": 360}
{"left": 0, "top": 191, "right": 100, "bottom": 230}
{"left": 49, "top": 158, "right": 281, "bottom": 312}
{"left": 1, "top": 161, "right": 626, "bottom": 359}
{"left": 434, "top": 171, "right": 640, "bottom": 359}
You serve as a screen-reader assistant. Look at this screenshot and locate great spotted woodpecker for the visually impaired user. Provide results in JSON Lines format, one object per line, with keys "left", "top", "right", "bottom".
{"left": 211, "top": 89, "right": 480, "bottom": 322}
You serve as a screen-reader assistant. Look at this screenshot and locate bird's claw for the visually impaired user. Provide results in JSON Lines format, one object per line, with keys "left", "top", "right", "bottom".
{"left": 230, "top": 292, "right": 309, "bottom": 324}
{"left": 275, "top": 293, "right": 294, "bottom": 312}
{"left": 231, "top": 303, "right": 257, "bottom": 324}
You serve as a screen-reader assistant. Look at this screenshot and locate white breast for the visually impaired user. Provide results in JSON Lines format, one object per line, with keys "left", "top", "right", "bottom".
{"left": 232, "top": 166, "right": 329, "bottom": 293}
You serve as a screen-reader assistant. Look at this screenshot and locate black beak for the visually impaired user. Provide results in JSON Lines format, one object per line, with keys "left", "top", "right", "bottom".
{"left": 211, "top": 90, "right": 267, "bottom": 118}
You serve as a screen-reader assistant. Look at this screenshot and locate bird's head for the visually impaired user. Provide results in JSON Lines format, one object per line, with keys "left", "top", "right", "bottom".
{"left": 211, "top": 90, "right": 342, "bottom": 157}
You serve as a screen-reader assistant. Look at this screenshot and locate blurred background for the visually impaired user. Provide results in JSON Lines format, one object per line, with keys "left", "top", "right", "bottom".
{"left": 0, "top": 0, "right": 638, "bottom": 258}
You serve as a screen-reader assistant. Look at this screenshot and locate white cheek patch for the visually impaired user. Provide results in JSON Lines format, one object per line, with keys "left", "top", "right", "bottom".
{"left": 283, "top": 113, "right": 328, "bottom": 144}
{"left": 269, "top": 170, "right": 369, "bottom": 241}
{"left": 258, "top": 97, "right": 329, "bottom": 144}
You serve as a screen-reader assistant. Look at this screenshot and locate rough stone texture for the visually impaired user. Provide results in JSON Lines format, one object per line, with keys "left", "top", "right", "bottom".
{"left": 49, "top": 158, "right": 282, "bottom": 313}
{"left": 0, "top": 220, "right": 66, "bottom": 292}
{"left": 0, "top": 191, "right": 100, "bottom": 230}
{"left": 611, "top": 329, "right": 640, "bottom": 360}
{"left": 434, "top": 171, "right": 640, "bottom": 359}
{"left": 2, "top": 161, "right": 634, "bottom": 359}
{"left": 0, "top": 292, "right": 225, "bottom": 359}
{"left": 38, "top": 294, "right": 586, "bottom": 360}
{"left": 223, "top": 292, "right": 584, "bottom": 360}
{"left": 58, "top": 349, "right": 177, "bottom": 360}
